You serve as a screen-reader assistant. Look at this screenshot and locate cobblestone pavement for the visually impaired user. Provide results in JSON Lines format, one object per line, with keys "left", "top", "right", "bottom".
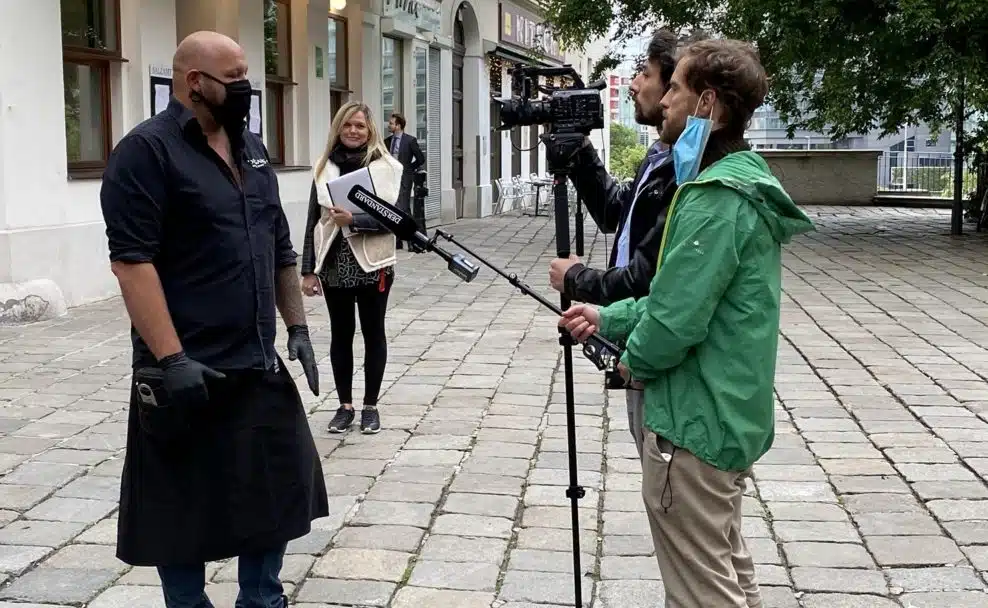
{"left": 2, "top": 207, "right": 988, "bottom": 607}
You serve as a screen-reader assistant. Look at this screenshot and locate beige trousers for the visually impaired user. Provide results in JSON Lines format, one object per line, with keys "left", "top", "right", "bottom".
{"left": 642, "top": 430, "right": 761, "bottom": 608}
{"left": 626, "top": 388, "right": 645, "bottom": 459}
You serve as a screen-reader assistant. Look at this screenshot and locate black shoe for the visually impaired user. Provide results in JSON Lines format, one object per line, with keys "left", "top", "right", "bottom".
{"left": 360, "top": 408, "right": 381, "bottom": 434}
{"left": 327, "top": 406, "right": 355, "bottom": 433}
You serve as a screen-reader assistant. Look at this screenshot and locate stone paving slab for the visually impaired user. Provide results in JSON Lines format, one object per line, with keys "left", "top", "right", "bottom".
{"left": 2, "top": 207, "right": 988, "bottom": 606}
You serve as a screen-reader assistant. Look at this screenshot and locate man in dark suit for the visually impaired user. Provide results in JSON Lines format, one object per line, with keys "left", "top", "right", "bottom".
{"left": 385, "top": 112, "right": 425, "bottom": 204}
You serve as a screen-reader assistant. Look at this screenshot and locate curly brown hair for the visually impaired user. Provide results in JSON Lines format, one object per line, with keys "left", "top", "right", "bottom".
{"left": 678, "top": 39, "right": 769, "bottom": 136}
{"left": 645, "top": 29, "right": 679, "bottom": 87}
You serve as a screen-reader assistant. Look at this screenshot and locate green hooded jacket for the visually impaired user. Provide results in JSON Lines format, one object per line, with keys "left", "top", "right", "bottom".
{"left": 599, "top": 150, "right": 816, "bottom": 472}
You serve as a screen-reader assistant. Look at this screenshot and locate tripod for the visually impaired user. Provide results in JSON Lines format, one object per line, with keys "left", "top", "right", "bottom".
{"left": 344, "top": 147, "right": 612, "bottom": 606}
{"left": 546, "top": 129, "right": 594, "bottom": 607}
{"left": 435, "top": 128, "right": 612, "bottom": 607}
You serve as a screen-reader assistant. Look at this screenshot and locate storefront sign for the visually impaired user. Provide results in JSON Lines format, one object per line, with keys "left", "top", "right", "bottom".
{"left": 499, "top": 1, "right": 564, "bottom": 63}
{"left": 383, "top": 0, "right": 442, "bottom": 34}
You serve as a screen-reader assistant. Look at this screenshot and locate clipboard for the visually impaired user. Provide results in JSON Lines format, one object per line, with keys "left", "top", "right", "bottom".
{"left": 325, "top": 167, "right": 377, "bottom": 216}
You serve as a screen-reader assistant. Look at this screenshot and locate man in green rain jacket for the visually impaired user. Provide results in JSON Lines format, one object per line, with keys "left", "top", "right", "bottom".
{"left": 561, "top": 39, "right": 815, "bottom": 608}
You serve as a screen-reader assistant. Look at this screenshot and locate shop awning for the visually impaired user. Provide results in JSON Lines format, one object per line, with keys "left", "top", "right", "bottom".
{"left": 483, "top": 41, "right": 564, "bottom": 68}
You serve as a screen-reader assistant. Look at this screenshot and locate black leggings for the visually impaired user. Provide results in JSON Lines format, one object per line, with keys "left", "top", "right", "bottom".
{"left": 323, "top": 277, "right": 392, "bottom": 406}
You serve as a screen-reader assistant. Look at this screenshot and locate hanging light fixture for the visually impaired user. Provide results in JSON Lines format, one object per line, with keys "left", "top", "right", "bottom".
{"left": 330, "top": 0, "right": 347, "bottom": 11}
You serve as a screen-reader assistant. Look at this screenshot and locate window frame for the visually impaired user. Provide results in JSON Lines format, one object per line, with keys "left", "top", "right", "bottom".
{"left": 451, "top": 20, "right": 464, "bottom": 188}
{"left": 264, "top": 0, "right": 294, "bottom": 166}
{"left": 381, "top": 35, "right": 404, "bottom": 132}
{"left": 328, "top": 13, "right": 349, "bottom": 94}
{"left": 265, "top": 82, "right": 287, "bottom": 165}
{"left": 61, "top": 0, "right": 125, "bottom": 177}
{"left": 413, "top": 47, "right": 428, "bottom": 153}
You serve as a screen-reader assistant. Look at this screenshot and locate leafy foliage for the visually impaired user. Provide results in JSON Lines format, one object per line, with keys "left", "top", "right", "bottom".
{"left": 609, "top": 122, "right": 648, "bottom": 179}
{"left": 546, "top": 0, "right": 988, "bottom": 145}
{"left": 612, "top": 144, "right": 649, "bottom": 179}
{"left": 610, "top": 122, "right": 640, "bottom": 152}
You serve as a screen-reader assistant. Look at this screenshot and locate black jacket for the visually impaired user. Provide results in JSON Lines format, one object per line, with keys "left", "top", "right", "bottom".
{"left": 563, "top": 140, "right": 677, "bottom": 306}
{"left": 300, "top": 181, "right": 386, "bottom": 275}
{"left": 385, "top": 133, "right": 425, "bottom": 172}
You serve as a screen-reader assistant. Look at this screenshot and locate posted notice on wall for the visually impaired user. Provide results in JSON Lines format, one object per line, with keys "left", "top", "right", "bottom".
{"left": 153, "top": 84, "right": 170, "bottom": 116}
{"left": 248, "top": 92, "right": 262, "bottom": 136}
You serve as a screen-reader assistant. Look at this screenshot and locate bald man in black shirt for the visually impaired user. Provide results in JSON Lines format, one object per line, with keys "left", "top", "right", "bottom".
{"left": 101, "top": 31, "right": 327, "bottom": 608}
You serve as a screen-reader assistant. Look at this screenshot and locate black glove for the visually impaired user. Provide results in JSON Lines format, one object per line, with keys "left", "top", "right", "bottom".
{"left": 157, "top": 351, "right": 226, "bottom": 406}
{"left": 287, "top": 325, "right": 319, "bottom": 396}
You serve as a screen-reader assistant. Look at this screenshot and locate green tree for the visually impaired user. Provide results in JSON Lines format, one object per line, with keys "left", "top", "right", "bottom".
{"left": 612, "top": 143, "right": 648, "bottom": 179}
{"left": 545, "top": 0, "right": 988, "bottom": 144}
{"left": 610, "top": 122, "right": 639, "bottom": 154}
{"left": 609, "top": 122, "right": 647, "bottom": 179}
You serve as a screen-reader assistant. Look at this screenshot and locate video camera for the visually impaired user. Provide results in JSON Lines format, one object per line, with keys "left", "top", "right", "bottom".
{"left": 494, "top": 63, "right": 627, "bottom": 390}
{"left": 493, "top": 64, "right": 606, "bottom": 135}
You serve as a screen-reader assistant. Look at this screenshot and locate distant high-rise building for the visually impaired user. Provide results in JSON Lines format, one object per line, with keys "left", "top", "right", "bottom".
{"left": 608, "top": 66, "right": 637, "bottom": 130}
{"left": 745, "top": 104, "right": 957, "bottom": 191}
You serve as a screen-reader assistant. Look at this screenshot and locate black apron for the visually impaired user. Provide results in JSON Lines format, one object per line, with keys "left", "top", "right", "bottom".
{"left": 116, "top": 360, "right": 328, "bottom": 566}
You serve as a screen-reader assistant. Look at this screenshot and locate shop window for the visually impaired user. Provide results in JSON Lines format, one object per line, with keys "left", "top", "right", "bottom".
{"left": 452, "top": 19, "right": 464, "bottom": 189}
{"left": 264, "top": 0, "right": 292, "bottom": 165}
{"left": 381, "top": 36, "right": 403, "bottom": 132}
{"left": 328, "top": 15, "right": 348, "bottom": 117}
{"left": 61, "top": 0, "right": 123, "bottom": 177}
{"left": 414, "top": 47, "right": 428, "bottom": 155}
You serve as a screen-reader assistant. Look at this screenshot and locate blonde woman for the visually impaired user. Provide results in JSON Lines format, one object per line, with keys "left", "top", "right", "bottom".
{"left": 300, "top": 102, "right": 402, "bottom": 435}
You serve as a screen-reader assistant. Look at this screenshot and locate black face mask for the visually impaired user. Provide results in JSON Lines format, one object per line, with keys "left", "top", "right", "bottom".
{"left": 193, "top": 71, "right": 252, "bottom": 135}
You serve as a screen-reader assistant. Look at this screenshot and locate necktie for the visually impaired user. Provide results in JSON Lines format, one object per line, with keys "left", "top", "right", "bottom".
{"left": 391, "top": 135, "right": 400, "bottom": 156}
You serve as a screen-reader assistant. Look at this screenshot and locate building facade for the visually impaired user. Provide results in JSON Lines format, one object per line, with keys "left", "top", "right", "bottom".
{"left": 745, "top": 104, "right": 956, "bottom": 191}
{"left": 0, "top": 0, "right": 595, "bottom": 310}
{"left": 608, "top": 72, "right": 635, "bottom": 130}
{"left": 480, "top": 0, "right": 597, "bottom": 213}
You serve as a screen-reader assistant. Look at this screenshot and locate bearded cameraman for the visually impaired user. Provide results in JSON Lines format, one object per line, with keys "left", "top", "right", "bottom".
{"left": 547, "top": 29, "right": 680, "bottom": 459}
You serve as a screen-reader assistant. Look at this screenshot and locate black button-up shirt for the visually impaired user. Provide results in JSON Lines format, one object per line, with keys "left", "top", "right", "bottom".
{"left": 100, "top": 98, "right": 297, "bottom": 371}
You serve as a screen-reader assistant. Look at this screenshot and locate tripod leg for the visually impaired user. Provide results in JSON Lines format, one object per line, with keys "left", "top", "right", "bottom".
{"left": 574, "top": 193, "right": 585, "bottom": 257}
{"left": 561, "top": 342, "right": 585, "bottom": 605}
{"left": 552, "top": 174, "right": 585, "bottom": 607}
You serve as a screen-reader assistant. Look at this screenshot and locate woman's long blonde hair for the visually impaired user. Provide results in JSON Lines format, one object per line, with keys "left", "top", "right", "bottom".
{"left": 314, "top": 101, "right": 391, "bottom": 178}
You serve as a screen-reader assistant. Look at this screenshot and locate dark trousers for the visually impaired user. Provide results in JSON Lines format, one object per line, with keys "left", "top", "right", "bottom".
{"left": 396, "top": 175, "right": 413, "bottom": 249}
{"left": 397, "top": 171, "right": 413, "bottom": 213}
{"left": 323, "top": 276, "right": 392, "bottom": 406}
{"left": 157, "top": 544, "right": 286, "bottom": 608}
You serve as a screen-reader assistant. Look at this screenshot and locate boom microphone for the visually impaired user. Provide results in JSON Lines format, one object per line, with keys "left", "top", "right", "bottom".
{"left": 346, "top": 185, "right": 480, "bottom": 282}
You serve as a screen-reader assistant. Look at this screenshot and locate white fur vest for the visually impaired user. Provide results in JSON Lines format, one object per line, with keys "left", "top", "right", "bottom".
{"left": 311, "top": 154, "right": 403, "bottom": 275}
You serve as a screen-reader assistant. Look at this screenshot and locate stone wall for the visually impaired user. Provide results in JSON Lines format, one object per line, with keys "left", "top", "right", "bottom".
{"left": 757, "top": 149, "right": 883, "bottom": 205}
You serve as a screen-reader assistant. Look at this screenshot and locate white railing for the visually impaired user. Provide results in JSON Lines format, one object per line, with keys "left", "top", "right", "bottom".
{"left": 876, "top": 152, "right": 973, "bottom": 197}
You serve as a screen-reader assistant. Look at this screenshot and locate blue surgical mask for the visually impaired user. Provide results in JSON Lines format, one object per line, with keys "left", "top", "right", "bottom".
{"left": 673, "top": 97, "right": 715, "bottom": 184}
